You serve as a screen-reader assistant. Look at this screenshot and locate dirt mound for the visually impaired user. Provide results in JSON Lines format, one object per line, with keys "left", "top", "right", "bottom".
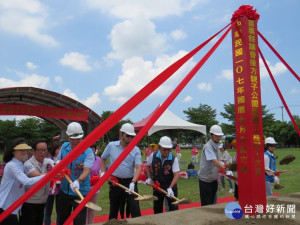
{"left": 96, "top": 193, "right": 300, "bottom": 225}
{"left": 103, "top": 219, "right": 156, "bottom": 225}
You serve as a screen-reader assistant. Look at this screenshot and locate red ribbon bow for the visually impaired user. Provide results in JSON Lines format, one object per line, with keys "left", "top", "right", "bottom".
{"left": 90, "top": 175, "right": 100, "bottom": 186}
{"left": 231, "top": 5, "right": 260, "bottom": 22}
{"left": 152, "top": 181, "right": 161, "bottom": 191}
{"left": 109, "top": 176, "right": 119, "bottom": 186}
{"left": 58, "top": 168, "right": 71, "bottom": 180}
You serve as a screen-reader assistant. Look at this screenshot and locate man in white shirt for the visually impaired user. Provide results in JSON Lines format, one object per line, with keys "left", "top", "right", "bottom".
{"left": 20, "top": 140, "right": 54, "bottom": 225}
{"left": 145, "top": 136, "right": 180, "bottom": 214}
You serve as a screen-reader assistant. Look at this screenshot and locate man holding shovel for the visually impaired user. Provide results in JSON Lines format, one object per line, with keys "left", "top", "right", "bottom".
{"left": 57, "top": 122, "right": 95, "bottom": 225}
{"left": 100, "top": 123, "right": 142, "bottom": 220}
{"left": 198, "top": 125, "right": 229, "bottom": 206}
{"left": 145, "top": 136, "right": 180, "bottom": 214}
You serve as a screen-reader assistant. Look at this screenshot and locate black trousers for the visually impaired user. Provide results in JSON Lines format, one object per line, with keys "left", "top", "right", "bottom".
{"left": 234, "top": 183, "right": 239, "bottom": 200}
{"left": 19, "top": 202, "right": 46, "bottom": 225}
{"left": 57, "top": 191, "right": 87, "bottom": 225}
{"left": 198, "top": 179, "right": 218, "bottom": 206}
{"left": 108, "top": 177, "right": 141, "bottom": 220}
{"left": 0, "top": 208, "right": 18, "bottom": 225}
{"left": 153, "top": 188, "right": 178, "bottom": 214}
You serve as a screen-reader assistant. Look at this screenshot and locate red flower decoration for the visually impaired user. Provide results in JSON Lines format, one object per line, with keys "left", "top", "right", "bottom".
{"left": 46, "top": 163, "right": 53, "bottom": 172}
{"left": 231, "top": 5, "right": 260, "bottom": 22}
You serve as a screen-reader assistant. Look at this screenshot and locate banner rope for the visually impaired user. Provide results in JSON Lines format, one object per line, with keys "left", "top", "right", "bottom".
{"left": 258, "top": 31, "right": 300, "bottom": 82}
{"left": 64, "top": 21, "right": 235, "bottom": 225}
{"left": 259, "top": 47, "right": 300, "bottom": 136}
{"left": 0, "top": 22, "right": 232, "bottom": 222}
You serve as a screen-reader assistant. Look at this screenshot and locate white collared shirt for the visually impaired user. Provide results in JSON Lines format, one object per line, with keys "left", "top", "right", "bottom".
{"left": 23, "top": 156, "right": 54, "bottom": 203}
{"left": 0, "top": 158, "right": 44, "bottom": 214}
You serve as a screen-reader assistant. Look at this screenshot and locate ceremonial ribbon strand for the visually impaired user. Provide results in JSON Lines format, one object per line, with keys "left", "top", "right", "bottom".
{"left": 0, "top": 22, "right": 231, "bottom": 222}
{"left": 65, "top": 21, "right": 235, "bottom": 225}
{"left": 258, "top": 31, "right": 300, "bottom": 82}
{"left": 259, "top": 48, "right": 300, "bottom": 136}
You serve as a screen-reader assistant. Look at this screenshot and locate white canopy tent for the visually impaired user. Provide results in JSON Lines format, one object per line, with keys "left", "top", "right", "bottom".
{"left": 133, "top": 105, "right": 206, "bottom": 136}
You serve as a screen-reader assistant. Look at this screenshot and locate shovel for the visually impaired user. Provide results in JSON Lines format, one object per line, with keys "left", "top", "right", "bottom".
{"left": 65, "top": 175, "right": 102, "bottom": 211}
{"left": 148, "top": 181, "right": 191, "bottom": 205}
{"left": 110, "top": 177, "right": 157, "bottom": 201}
{"left": 274, "top": 183, "right": 285, "bottom": 189}
{"left": 228, "top": 161, "right": 237, "bottom": 172}
{"left": 225, "top": 174, "right": 238, "bottom": 182}
{"left": 265, "top": 168, "right": 288, "bottom": 174}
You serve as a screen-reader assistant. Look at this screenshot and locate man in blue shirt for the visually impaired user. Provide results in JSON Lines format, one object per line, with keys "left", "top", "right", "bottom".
{"left": 57, "top": 122, "right": 94, "bottom": 225}
{"left": 100, "top": 123, "right": 142, "bottom": 220}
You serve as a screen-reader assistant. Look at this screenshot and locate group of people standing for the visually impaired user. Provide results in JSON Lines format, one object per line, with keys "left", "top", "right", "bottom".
{"left": 0, "top": 122, "right": 100, "bottom": 225}
{"left": 0, "top": 121, "right": 181, "bottom": 225}
{"left": 0, "top": 120, "right": 282, "bottom": 225}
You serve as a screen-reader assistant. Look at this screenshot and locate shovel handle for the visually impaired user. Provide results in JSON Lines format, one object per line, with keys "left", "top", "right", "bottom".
{"left": 147, "top": 183, "right": 180, "bottom": 202}
{"left": 265, "top": 168, "right": 276, "bottom": 173}
{"left": 64, "top": 175, "right": 84, "bottom": 200}
{"left": 113, "top": 181, "right": 143, "bottom": 198}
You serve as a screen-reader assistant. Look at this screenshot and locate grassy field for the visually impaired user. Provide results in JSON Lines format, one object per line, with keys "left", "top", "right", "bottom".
{"left": 0, "top": 147, "right": 299, "bottom": 221}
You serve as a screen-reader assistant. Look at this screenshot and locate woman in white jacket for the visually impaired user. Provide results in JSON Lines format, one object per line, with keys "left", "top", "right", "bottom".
{"left": 0, "top": 138, "right": 44, "bottom": 225}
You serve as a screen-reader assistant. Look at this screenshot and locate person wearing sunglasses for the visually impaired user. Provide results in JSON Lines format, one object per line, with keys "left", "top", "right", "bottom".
{"left": 19, "top": 140, "right": 54, "bottom": 225}
{"left": 264, "top": 137, "right": 279, "bottom": 196}
{"left": 100, "top": 123, "right": 142, "bottom": 220}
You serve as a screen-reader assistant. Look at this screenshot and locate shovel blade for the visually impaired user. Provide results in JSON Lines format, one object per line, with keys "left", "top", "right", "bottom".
{"left": 171, "top": 198, "right": 191, "bottom": 205}
{"left": 74, "top": 199, "right": 102, "bottom": 211}
{"left": 134, "top": 195, "right": 158, "bottom": 201}
{"left": 274, "top": 184, "right": 285, "bottom": 190}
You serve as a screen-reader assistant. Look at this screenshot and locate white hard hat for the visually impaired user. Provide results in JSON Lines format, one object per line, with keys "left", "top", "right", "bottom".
{"left": 120, "top": 123, "right": 136, "bottom": 136}
{"left": 209, "top": 125, "right": 224, "bottom": 136}
{"left": 66, "top": 122, "right": 84, "bottom": 139}
{"left": 265, "top": 137, "right": 277, "bottom": 145}
{"left": 158, "top": 136, "right": 173, "bottom": 148}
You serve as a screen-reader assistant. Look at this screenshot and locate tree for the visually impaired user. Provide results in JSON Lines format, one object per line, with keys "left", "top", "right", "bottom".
{"left": 100, "top": 111, "right": 133, "bottom": 143}
{"left": 17, "top": 117, "right": 42, "bottom": 143}
{"left": 16, "top": 118, "right": 60, "bottom": 144}
{"left": 0, "top": 118, "right": 60, "bottom": 152}
{"left": 220, "top": 102, "right": 276, "bottom": 135}
{"left": 0, "top": 120, "right": 19, "bottom": 152}
{"left": 267, "top": 116, "right": 300, "bottom": 147}
{"left": 182, "top": 104, "right": 218, "bottom": 143}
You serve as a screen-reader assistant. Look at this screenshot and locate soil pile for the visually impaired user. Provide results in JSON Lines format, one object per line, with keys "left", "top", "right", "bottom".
{"left": 96, "top": 193, "right": 300, "bottom": 225}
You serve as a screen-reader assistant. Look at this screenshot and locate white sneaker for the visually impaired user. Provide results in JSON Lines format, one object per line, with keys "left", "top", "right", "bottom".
{"left": 229, "top": 188, "right": 234, "bottom": 193}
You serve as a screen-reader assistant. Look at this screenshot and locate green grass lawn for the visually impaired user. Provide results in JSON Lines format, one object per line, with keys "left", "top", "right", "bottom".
{"left": 0, "top": 147, "right": 299, "bottom": 221}
{"left": 94, "top": 147, "right": 300, "bottom": 217}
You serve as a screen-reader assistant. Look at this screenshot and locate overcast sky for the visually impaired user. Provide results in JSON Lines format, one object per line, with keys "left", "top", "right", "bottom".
{"left": 0, "top": 0, "right": 299, "bottom": 126}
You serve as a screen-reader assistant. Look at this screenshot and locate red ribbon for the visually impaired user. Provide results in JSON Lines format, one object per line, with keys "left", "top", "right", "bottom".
{"left": 90, "top": 175, "right": 100, "bottom": 187}
{"left": 258, "top": 31, "right": 300, "bottom": 83}
{"left": 58, "top": 168, "right": 72, "bottom": 179}
{"left": 109, "top": 176, "right": 119, "bottom": 186}
{"left": 0, "top": 22, "right": 232, "bottom": 224}
{"left": 152, "top": 181, "right": 161, "bottom": 191}
{"left": 49, "top": 178, "right": 61, "bottom": 194}
{"left": 65, "top": 22, "right": 234, "bottom": 225}
{"left": 259, "top": 48, "right": 300, "bottom": 137}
